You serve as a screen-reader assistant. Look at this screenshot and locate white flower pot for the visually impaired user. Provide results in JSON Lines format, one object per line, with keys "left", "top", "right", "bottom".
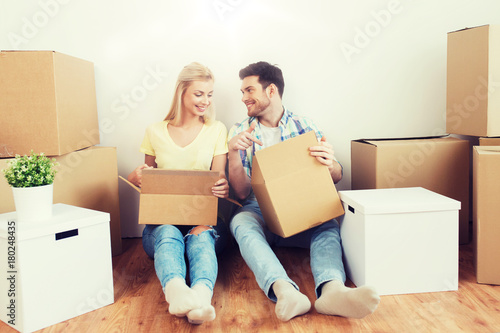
{"left": 11, "top": 184, "right": 54, "bottom": 222}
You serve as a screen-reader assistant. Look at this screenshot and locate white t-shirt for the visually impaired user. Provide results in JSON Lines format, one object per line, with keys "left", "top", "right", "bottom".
{"left": 260, "top": 123, "right": 281, "bottom": 148}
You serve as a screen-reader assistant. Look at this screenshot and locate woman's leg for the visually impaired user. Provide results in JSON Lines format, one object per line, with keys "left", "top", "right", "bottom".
{"left": 184, "top": 225, "right": 219, "bottom": 324}
{"left": 142, "top": 224, "right": 200, "bottom": 317}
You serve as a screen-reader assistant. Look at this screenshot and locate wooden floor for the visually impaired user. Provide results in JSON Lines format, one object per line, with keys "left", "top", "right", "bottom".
{"left": 2, "top": 236, "right": 500, "bottom": 333}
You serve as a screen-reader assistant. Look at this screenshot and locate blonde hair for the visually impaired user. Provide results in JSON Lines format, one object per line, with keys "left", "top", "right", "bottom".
{"left": 164, "top": 62, "right": 215, "bottom": 125}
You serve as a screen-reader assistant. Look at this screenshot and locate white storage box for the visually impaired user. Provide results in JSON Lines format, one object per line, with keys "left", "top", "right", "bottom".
{"left": 339, "top": 187, "right": 460, "bottom": 296}
{"left": 0, "top": 204, "right": 114, "bottom": 332}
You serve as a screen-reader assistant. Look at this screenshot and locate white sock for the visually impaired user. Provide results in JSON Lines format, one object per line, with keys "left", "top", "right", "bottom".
{"left": 315, "top": 280, "right": 380, "bottom": 319}
{"left": 273, "top": 279, "right": 311, "bottom": 321}
{"left": 187, "top": 284, "right": 216, "bottom": 325}
{"left": 163, "top": 278, "right": 201, "bottom": 317}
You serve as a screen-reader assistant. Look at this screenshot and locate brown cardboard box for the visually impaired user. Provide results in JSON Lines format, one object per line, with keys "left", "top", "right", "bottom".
{"left": 473, "top": 146, "right": 500, "bottom": 285}
{"left": 446, "top": 25, "right": 500, "bottom": 137}
{"left": 251, "top": 131, "right": 344, "bottom": 238}
{"left": 479, "top": 137, "right": 500, "bottom": 146}
{"left": 351, "top": 136, "right": 470, "bottom": 244}
{"left": 0, "top": 51, "right": 99, "bottom": 157}
{"left": 0, "top": 146, "right": 122, "bottom": 256}
{"left": 123, "top": 169, "right": 219, "bottom": 225}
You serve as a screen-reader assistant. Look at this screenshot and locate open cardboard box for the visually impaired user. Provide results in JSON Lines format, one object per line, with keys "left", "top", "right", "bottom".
{"left": 121, "top": 169, "right": 220, "bottom": 225}
{"left": 251, "top": 131, "right": 345, "bottom": 238}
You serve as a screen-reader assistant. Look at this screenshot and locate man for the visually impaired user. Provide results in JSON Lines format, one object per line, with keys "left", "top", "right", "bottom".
{"left": 228, "top": 61, "right": 380, "bottom": 322}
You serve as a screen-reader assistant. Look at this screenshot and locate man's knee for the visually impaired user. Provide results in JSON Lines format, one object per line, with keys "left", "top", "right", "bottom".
{"left": 231, "top": 211, "right": 264, "bottom": 237}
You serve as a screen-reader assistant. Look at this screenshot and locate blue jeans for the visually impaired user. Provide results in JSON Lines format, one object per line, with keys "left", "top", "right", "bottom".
{"left": 142, "top": 219, "right": 227, "bottom": 292}
{"left": 230, "top": 200, "right": 346, "bottom": 301}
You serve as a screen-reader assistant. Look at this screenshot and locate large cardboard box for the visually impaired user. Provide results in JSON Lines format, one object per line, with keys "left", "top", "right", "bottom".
{"left": 251, "top": 131, "right": 344, "bottom": 238}
{"left": 339, "top": 187, "right": 460, "bottom": 296}
{"left": 0, "top": 146, "right": 122, "bottom": 256}
{"left": 351, "top": 136, "right": 470, "bottom": 244}
{"left": 446, "top": 25, "right": 500, "bottom": 137}
{"left": 473, "top": 146, "right": 500, "bottom": 285}
{"left": 0, "top": 204, "right": 114, "bottom": 332}
{"left": 0, "top": 50, "right": 99, "bottom": 157}
{"left": 479, "top": 137, "right": 500, "bottom": 146}
{"left": 123, "top": 169, "right": 219, "bottom": 225}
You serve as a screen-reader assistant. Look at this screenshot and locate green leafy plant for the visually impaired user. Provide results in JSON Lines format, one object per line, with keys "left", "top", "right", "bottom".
{"left": 2, "top": 151, "right": 58, "bottom": 188}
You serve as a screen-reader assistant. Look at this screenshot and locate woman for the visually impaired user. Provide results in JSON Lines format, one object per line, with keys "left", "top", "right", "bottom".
{"left": 128, "top": 62, "right": 228, "bottom": 325}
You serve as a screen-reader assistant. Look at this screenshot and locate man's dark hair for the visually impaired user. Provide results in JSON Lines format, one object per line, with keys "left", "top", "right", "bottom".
{"left": 239, "top": 61, "right": 285, "bottom": 98}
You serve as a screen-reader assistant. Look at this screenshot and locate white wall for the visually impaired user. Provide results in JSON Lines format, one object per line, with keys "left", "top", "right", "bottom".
{"left": 1, "top": 0, "right": 498, "bottom": 236}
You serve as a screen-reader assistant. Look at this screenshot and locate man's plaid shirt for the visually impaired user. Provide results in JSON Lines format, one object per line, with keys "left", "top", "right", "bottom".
{"left": 228, "top": 107, "right": 336, "bottom": 178}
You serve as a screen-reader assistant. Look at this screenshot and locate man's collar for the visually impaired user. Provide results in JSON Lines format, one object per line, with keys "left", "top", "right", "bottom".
{"left": 250, "top": 106, "right": 290, "bottom": 128}
{"left": 279, "top": 106, "right": 291, "bottom": 126}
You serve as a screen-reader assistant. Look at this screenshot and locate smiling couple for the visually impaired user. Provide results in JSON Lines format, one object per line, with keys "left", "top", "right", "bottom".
{"left": 127, "top": 61, "right": 380, "bottom": 325}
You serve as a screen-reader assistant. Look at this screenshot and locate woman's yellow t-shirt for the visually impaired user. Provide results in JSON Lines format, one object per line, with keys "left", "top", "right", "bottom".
{"left": 140, "top": 119, "right": 228, "bottom": 170}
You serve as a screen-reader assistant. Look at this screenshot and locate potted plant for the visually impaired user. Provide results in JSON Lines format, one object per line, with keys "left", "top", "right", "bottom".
{"left": 2, "top": 151, "right": 58, "bottom": 222}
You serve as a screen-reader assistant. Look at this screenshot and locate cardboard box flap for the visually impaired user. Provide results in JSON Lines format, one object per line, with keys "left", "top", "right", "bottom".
{"left": 141, "top": 169, "right": 219, "bottom": 195}
{"left": 339, "top": 187, "right": 461, "bottom": 215}
{"left": 474, "top": 146, "right": 500, "bottom": 154}
{"left": 253, "top": 131, "right": 319, "bottom": 181}
{"left": 448, "top": 25, "right": 490, "bottom": 34}
{"left": 354, "top": 135, "right": 450, "bottom": 147}
{"left": 252, "top": 182, "right": 280, "bottom": 230}
{"left": 479, "top": 137, "right": 500, "bottom": 146}
{"left": 268, "top": 167, "right": 343, "bottom": 220}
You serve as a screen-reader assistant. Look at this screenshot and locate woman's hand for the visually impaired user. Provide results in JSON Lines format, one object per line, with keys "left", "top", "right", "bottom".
{"left": 212, "top": 177, "right": 229, "bottom": 198}
{"left": 127, "top": 164, "right": 153, "bottom": 187}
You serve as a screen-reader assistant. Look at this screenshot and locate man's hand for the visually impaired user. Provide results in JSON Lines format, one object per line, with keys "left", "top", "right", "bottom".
{"left": 227, "top": 121, "right": 262, "bottom": 200}
{"left": 309, "top": 136, "right": 336, "bottom": 166}
{"left": 228, "top": 121, "right": 263, "bottom": 153}
{"left": 309, "top": 136, "right": 342, "bottom": 183}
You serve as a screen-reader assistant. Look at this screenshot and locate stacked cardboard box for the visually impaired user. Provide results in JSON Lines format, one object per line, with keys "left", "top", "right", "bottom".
{"left": 479, "top": 137, "right": 500, "bottom": 146}
{"left": 473, "top": 147, "right": 500, "bottom": 285}
{"left": 351, "top": 136, "right": 470, "bottom": 244}
{"left": 0, "top": 51, "right": 122, "bottom": 256}
{"left": 446, "top": 25, "right": 500, "bottom": 137}
{"left": 446, "top": 25, "right": 500, "bottom": 285}
{"left": 347, "top": 24, "right": 500, "bottom": 289}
